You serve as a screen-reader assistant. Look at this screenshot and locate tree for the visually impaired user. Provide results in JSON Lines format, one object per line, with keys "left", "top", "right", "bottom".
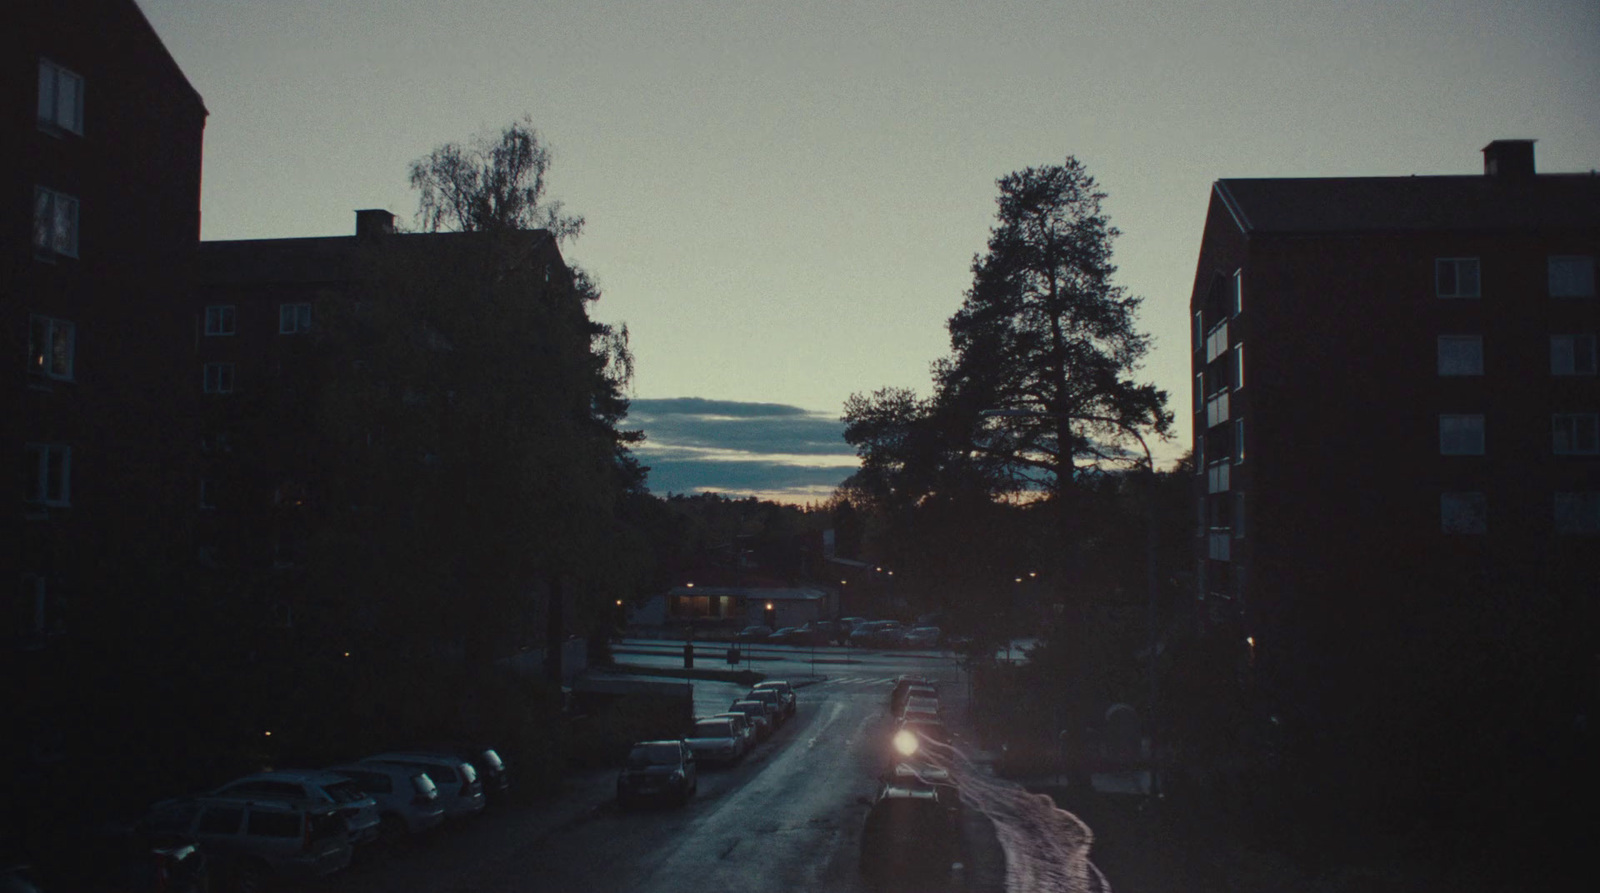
{"left": 409, "top": 116, "right": 585, "bottom": 241}
{"left": 941, "top": 158, "right": 1172, "bottom": 495}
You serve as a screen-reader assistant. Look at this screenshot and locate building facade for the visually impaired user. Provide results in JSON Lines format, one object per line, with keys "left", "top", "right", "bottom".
{"left": 8, "top": 0, "right": 207, "bottom": 648}
{"left": 1189, "top": 141, "right": 1598, "bottom": 707}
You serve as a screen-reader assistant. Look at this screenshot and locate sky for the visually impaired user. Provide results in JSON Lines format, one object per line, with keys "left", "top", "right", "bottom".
{"left": 136, "top": 0, "right": 1600, "bottom": 502}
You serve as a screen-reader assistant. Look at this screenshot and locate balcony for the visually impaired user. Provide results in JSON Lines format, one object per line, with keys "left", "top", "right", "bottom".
{"left": 1207, "top": 531, "right": 1231, "bottom": 561}
{"left": 1205, "top": 321, "right": 1229, "bottom": 363}
{"left": 1205, "top": 389, "right": 1230, "bottom": 428}
{"left": 1207, "top": 461, "right": 1230, "bottom": 493}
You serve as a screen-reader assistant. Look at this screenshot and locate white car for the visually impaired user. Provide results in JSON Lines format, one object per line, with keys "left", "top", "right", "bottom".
{"left": 211, "top": 770, "right": 382, "bottom": 846}
{"left": 325, "top": 762, "right": 446, "bottom": 839}
{"left": 360, "top": 753, "right": 486, "bottom": 820}
{"left": 685, "top": 717, "right": 744, "bottom": 764}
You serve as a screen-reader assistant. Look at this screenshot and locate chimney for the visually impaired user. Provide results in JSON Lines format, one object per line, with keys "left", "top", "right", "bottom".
{"left": 355, "top": 208, "right": 395, "bottom": 239}
{"left": 1481, "top": 140, "right": 1536, "bottom": 179}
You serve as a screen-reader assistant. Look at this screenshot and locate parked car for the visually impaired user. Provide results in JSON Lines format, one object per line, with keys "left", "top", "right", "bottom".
{"left": 890, "top": 677, "right": 937, "bottom": 714}
{"left": 751, "top": 680, "right": 797, "bottom": 718}
{"left": 742, "top": 689, "right": 787, "bottom": 726}
{"left": 325, "top": 762, "right": 446, "bottom": 840}
{"left": 728, "top": 700, "right": 774, "bottom": 740}
{"left": 360, "top": 753, "right": 485, "bottom": 819}
{"left": 710, "top": 711, "right": 756, "bottom": 749}
{"left": 765, "top": 626, "right": 810, "bottom": 646}
{"left": 902, "top": 626, "right": 943, "bottom": 649}
{"left": 416, "top": 743, "right": 510, "bottom": 803}
{"left": 735, "top": 625, "right": 771, "bottom": 643}
{"left": 30, "top": 824, "right": 209, "bottom": 893}
{"left": 849, "top": 620, "right": 906, "bottom": 648}
{"left": 801, "top": 619, "right": 846, "bottom": 644}
{"left": 617, "top": 740, "right": 697, "bottom": 807}
{"left": 859, "top": 784, "right": 963, "bottom": 884}
{"left": 135, "top": 795, "right": 352, "bottom": 887}
{"left": 211, "top": 771, "right": 382, "bottom": 847}
{"left": 685, "top": 717, "right": 744, "bottom": 765}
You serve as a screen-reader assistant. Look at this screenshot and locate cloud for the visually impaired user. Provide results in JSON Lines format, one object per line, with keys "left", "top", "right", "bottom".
{"left": 629, "top": 397, "right": 859, "bottom": 502}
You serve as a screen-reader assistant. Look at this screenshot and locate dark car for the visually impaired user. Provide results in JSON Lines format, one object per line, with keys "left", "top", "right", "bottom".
{"left": 859, "top": 785, "right": 963, "bottom": 884}
{"left": 742, "top": 689, "right": 786, "bottom": 726}
{"left": 29, "top": 825, "right": 209, "bottom": 893}
{"left": 617, "top": 740, "right": 697, "bottom": 807}
{"left": 751, "top": 680, "right": 797, "bottom": 718}
{"left": 735, "top": 625, "right": 772, "bottom": 643}
{"left": 802, "top": 619, "right": 845, "bottom": 644}
{"left": 765, "top": 626, "right": 810, "bottom": 646}
{"left": 729, "top": 700, "right": 774, "bottom": 740}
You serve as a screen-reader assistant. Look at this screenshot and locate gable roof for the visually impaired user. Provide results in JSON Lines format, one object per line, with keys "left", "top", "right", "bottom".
{"left": 1214, "top": 174, "right": 1600, "bottom": 235}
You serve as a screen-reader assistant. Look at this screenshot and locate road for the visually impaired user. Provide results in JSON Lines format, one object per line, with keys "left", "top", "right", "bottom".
{"left": 314, "top": 644, "right": 1101, "bottom": 893}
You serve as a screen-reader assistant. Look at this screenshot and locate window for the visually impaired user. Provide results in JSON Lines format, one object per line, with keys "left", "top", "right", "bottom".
{"left": 1435, "top": 258, "right": 1480, "bottom": 298}
{"left": 27, "top": 316, "right": 74, "bottom": 381}
{"left": 1232, "top": 344, "right": 1244, "bottom": 389}
{"left": 205, "top": 305, "right": 236, "bottom": 336}
{"left": 203, "top": 363, "right": 235, "bottom": 394}
{"left": 1551, "top": 335, "right": 1597, "bottom": 376}
{"left": 279, "top": 303, "right": 312, "bottom": 334}
{"left": 33, "top": 187, "right": 79, "bottom": 258}
{"left": 37, "top": 59, "right": 84, "bottom": 135}
{"left": 1193, "top": 311, "right": 1203, "bottom": 351}
{"left": 1437, "top": 335, "right": 1484, "bottom": 376}
{"left": 1233, "top": 417, "right": 1245, "bottom": 464}
{"left": 1195, "top": 434, "right": 1204, "bottom": 472}
{"left": 24, "top": 444, "right": 71, "bottom": 507}
{"left": 1233, "top": 492, "right": 1245, "bottom": 539}
{"left": 1441, "top": 492, "right": 1486, "bottom": 534}
{"left": 1555, "top": 493, "right": 1600, "bottom": 534}
{"left": 1233, "top": 269, "right": 1243, "bottom": 317}
{"left": 1439, "top": 414, "right": 1485, "bottom": 455}
{"left": 1549, "top": 256, "right": 1596, "bottom": 298}
{"left": 1194, "top": 372, "right": 1204, "bottom": 414}
{"left": 1552, "top": 414, "right": 1599, "bottom": 455}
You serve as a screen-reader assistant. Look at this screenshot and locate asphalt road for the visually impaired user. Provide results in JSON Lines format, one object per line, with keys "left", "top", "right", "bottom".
{"left": 312, "top": 646, "right": 1097, "bottom": 893}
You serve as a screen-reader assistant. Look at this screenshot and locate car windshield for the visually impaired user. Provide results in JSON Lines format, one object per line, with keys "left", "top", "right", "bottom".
{"left": 693, "top": 721, "right": 734, "bottom": 738}
{"left": 626, "top": 745, "right": 682, "bottom": 768}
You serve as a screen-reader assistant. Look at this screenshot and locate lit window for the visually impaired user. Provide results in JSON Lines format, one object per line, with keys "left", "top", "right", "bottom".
{"left": 27, "top": 316, "right": 74, "bottom": 381}
{"left": 33, "top": 187, "right": 79, "bottom": 258}
{"left": 1554, "top": 493, "right": 1600, "bottom": 534}
{"left": 1551, "top": 335, "right": 1597, "bottom": 376}
{"left": 203, "top": 363, "right": 235, "bottom": 394}
{"left": 37, "top": 59, "right": 84, "bottom": 135}
{"left": 1441, "top": 492, "right": 1486, "bottom": 535}
{"left": 1437, "top": 335, "right": 1484, "bottom": 376}
{"left": 1435, "top": 258, "right": 1480, "bottom": 298}
{"left": 24, "top": 443, "right": 71, "bottom": 507}
{"left": 1439, "top": 414, "right": 1485, "bottom": 456}
{"left": 279, "top": 303, "right": 312, "bottom": 334}
{"left": 1552, "top": 414, "right": 1599, "bottom": 455}
{"left": 1549, "top": 256, "right": 1596, "bottom": 298}
{"left": 205, "top": 306, "right": 236, "bottom": 337}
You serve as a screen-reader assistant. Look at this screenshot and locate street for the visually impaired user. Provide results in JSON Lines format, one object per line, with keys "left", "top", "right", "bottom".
{"left": 309, "top": 645, "right": 1101, "bottom": 893}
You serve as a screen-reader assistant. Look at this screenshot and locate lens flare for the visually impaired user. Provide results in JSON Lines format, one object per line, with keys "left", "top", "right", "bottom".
{"left": 893, "top": 729, "right": 920, "bottom": 756}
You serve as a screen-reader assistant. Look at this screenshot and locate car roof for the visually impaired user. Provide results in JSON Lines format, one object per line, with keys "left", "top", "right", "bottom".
{"left": 752, "top": 680, "right": 790, "bottom": 688}
{"left": 224, "top": 770, "right": 348, "bottom": 785}
{"left": 633, "top": 739, "right": 684, "bottom": 747}
{"left": 365, "top": 752, "right": 465, "bottom": 766}
{"left": 179, "top": 793, "right": 336, "bottom": 812}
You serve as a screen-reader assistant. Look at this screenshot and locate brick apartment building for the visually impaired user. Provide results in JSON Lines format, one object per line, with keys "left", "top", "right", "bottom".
{"left": 8, "top": 0, "right": 207, "bottom": 647}
{"left": 1189, "top": 140, "right": 1598, "bottom": 706}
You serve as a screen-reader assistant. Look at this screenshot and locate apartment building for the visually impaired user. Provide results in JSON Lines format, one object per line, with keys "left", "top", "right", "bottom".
{"left": 7, "top": 0, "right": 207, "bottom": 647}
{"left": 1188, "top": 140, "right": 1598, "bottom": 692}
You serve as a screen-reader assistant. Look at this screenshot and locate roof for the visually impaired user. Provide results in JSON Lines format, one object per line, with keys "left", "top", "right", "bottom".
{"left": 197, "top": 229, "right": 555, "bottom": 287}
{"left": 1214, "top": 173, "right": 1600, "bottom": 235}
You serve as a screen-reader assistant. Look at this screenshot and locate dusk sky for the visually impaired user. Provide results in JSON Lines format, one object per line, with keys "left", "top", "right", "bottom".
{"left": 136, "top": 0, "right": 1600, "bottom": 502}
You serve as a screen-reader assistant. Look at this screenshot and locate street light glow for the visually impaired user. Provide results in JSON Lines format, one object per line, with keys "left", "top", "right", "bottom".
{"left": 685, "top": 582, "right": 694, "bottom": 588}
{"left": 893, "top": 729, "right": 919, "bottom": 756}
